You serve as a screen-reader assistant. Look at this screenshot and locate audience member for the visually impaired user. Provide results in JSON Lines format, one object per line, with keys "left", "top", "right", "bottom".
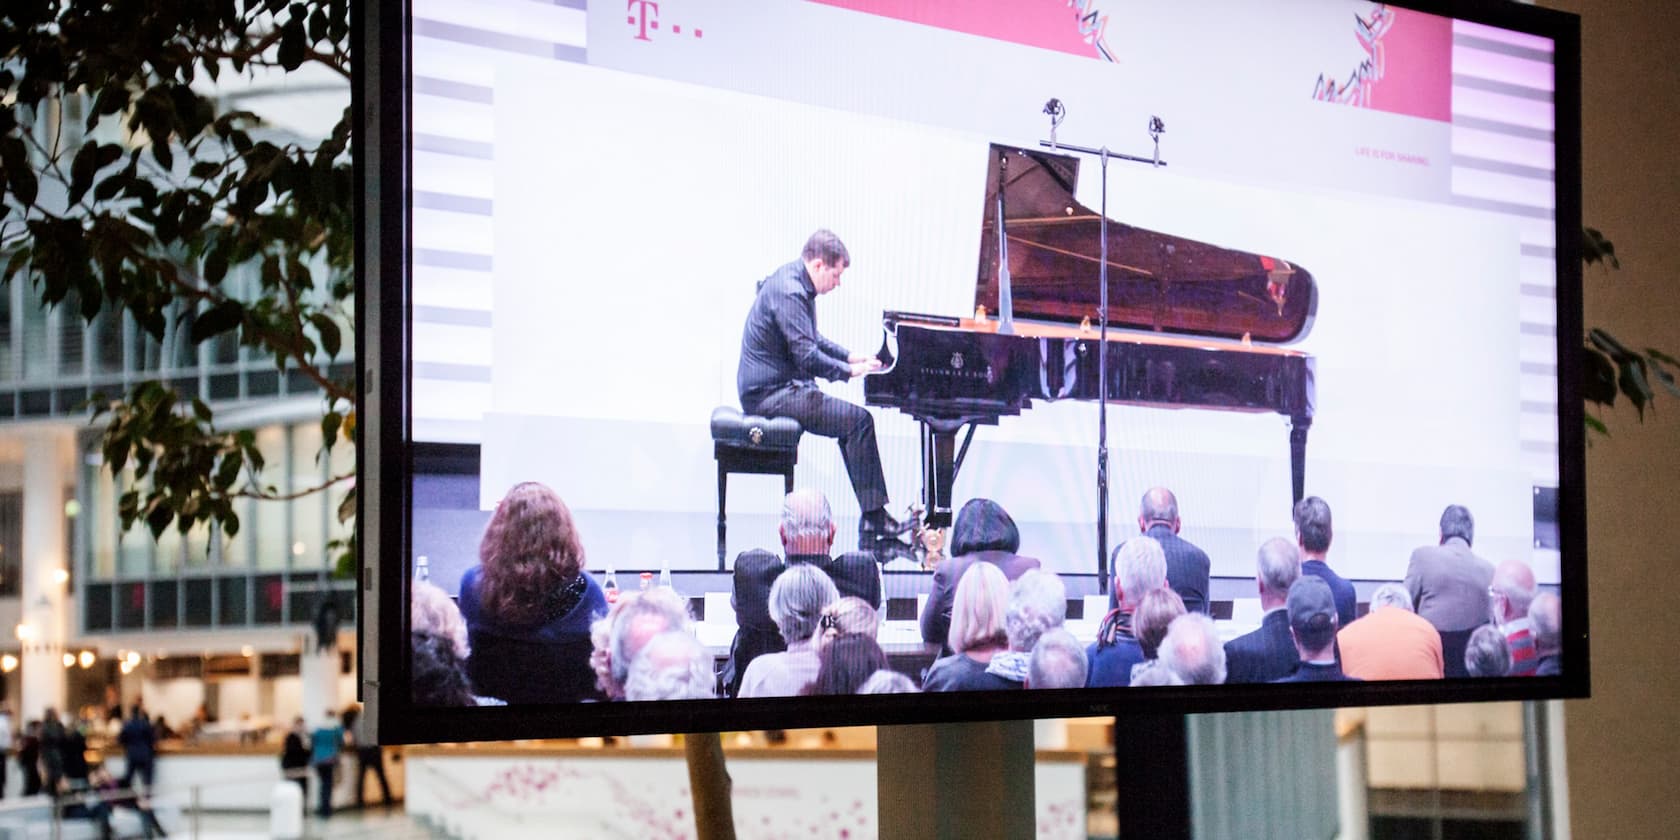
{"left": 817, "top": 596, "right": 880, "bottom": 648}
{"left": 725, "top": 489, "right": 883, "bottom": 696}
{"left": 594, "top": 588, "right": 691, "bottom": 700}
{"left": 459, "top": 482, "right": 608, "bottom": 704}
{"left": 625, "top": 632, "right": 718, "bottom": 701}
{"left": 345, "top": 703, "right": 392, "bottom": 809}
{"left": 1158, "top": 613, "right": 1227, "bottom": 685}
{"left": 116, "top": 704, "right": 156, "bottom": 794}
{"left": 988, "top": 570, "right": 1068, "bottom": 684}
{"left": 739, "top": 564, "right": 840, "bottom": 698}
{"left": 1132, "top": 587, "right": 1188, "bottom": 663}
{"left": 1274, "top": 577, "right": 1358, "bottom": 682}
{"left": 859, "top": 670, "right": 918, "bottom": 694}
{"left": 1223, "top": 538, "right": 1303, "bottom": 684}
{"left": 1087, "top": 537, "right": 1167, "bottom": 688}
{"left": 412, "top": 579, "right": 471, "bottom": 659}
{"left": 1130, "top": 662, "right": 1185, "bottom": 687}
{"left": 921, "top": 498, "right": 1041, "bottom": 651}
{"left": 805, "top": 634, "right": 890, "bottom": 695}
{"left": 1529, "top": 592, "right": 1562, "bottom": 676}
{"left": 1337, "top": 583, "right": 1444, "bottom": 680}
{"left": 1293, "top": 496, "right": 1356, "bottom": 627}
{"left": 40, "top": 708, "right": 65, "bottom": 796}
{"left": 923, "top": 563, "right": 1019, "bottom": 692}
{"left": 17, "top": 720, "right": 41, "bottom": 796}
{"left": 412, "top": 630, "right": 477, "bottom": 706}
{"left": 1132, "top": 487, "right": 1212, "bottom": 615}
{"left": 1489, "top": 559, "right": 1540, "bottom": 676}
{"left": 1465, "top": 624, "right": 1512, "bottom": 678}
{"left": 1404, "top": 505, "right": 1495, "bottom": 678}
{"left": 1026, "top": 629, "right": 1089, "bottom": 690}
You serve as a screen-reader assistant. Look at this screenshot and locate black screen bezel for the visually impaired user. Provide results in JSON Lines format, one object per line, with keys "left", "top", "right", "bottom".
{"left": 357, "top": 0, "right": 1588, "bottom": 745}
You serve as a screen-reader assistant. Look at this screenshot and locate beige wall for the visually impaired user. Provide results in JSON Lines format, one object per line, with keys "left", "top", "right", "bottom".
{"left": 1541, "top": 2, "right": 1680, "bottom": 838}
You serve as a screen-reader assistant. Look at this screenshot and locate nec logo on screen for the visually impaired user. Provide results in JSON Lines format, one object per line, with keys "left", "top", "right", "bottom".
{"left": 628, "top": 1, "right": 705, "bottom": 42}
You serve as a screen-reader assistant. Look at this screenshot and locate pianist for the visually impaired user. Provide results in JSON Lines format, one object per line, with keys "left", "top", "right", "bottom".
{"left": 737, "top": 229, "right": 909, "bottom": 546}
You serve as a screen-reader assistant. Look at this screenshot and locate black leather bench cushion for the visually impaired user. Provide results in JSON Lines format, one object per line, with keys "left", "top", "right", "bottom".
{"left": 711, "top": 406, "right": 803, "bottom": 450}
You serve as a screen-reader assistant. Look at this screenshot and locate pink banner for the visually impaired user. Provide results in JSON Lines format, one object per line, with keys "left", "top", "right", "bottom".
{"left": 1313, "top": 5, "right": 1452, "bottom": 123}
{"left": 808, "top": 0, "right": 1115, "bottom": 61}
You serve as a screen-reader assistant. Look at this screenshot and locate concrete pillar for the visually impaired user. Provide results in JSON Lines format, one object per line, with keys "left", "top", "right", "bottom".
{"left": 20, "top": 429, "right": 70, "bottom": 721}
{"left": 299, "top": 633, "right": 341, "bottom": 727}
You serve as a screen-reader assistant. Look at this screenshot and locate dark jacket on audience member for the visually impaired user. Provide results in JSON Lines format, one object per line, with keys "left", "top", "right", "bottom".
{"left": 920, "top": 550, "right": 1041, "bottom": 651}
{"left": 1272, "top": 661, "right": 1360, "bottom": 683}
{"left": 1085, "top": 611, "right": 1147, "bottom": 688}
{"left": 921, "top": 653, "right": 1020, "bottom": 693}
{"left": 1147, "top": 524, "right": 1212, "bottom": 616}
{"left": 459, "top": 565, "right": 608, "bottom": 704}
{"left": 722, "top": 549, "right": 882, "bottom": 696}
{"left": 1301, "top": 559, "right": 1358, "bottom": 628}
{"left": 1223, "top": 609, "right": 1301, "bottom": 684}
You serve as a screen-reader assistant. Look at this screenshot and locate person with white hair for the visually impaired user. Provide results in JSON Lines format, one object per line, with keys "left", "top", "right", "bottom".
{"left": 590, "top": 587, "right": 691, "bottom": 701}
{"left": 922, "top": 562, "right": 1018, "bottom": 692}
{"left": 723, "top": 488, "right": 882, "bottom": 696}
{"left": 1464, "top": 624, "right": 1512, "bottom": 678}
{"left": 1337, "top": 582, "right": 1444, "bottom": 681}
{"left": 1223, "top": 537, "right": 1303, "bottom": 684}
{"left": 1026, "top": 629, "right": 1089, "bottom": 690}
{"left": 625, "top": 632, "right": 718, "bottom": 701}
{"left": 858, "top": 670, "right": 918, "bottom": 694}
{"left": 738, "top": 564, "right": 840, "bottom": 698}
{"left": 985, "top": 570, "right": 1068, "bottom": 684}
{"left": 1158, "top": 614, "right": 1227, "bottom": 685}
{"left": 1529, "top": 592, "right": 1562, "bottom": 676}
{"left": 1087, "top": 536, "right": 1168, "bottom": 687}
{"left": 1489, "top": 559, "right": 1540, "bottom": 676}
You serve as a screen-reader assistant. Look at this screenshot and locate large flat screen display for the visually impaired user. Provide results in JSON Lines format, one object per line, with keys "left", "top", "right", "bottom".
{"left": 362, "top": 0, "right": 1586, "bottom": 741}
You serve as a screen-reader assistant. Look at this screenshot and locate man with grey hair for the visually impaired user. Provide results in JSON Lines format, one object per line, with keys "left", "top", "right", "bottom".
{"left": 738, "top": 564, "right": 841, "bottom": 698}
{"left": 625, "top": 631, "right": 718, "bottom": 701}
{"left": 1464, "top": 624, "right": 1512, "bottom": 678}
{"left": 1025, "top": 628, "right": 1088, "bottom": 690}
{"left": 1489, "top": 559, "right": 1540, "bottom": 676}
{"left": 1528, "top": 592, "right": 1562, "bottom": 676}
{"left": 1294, "top": 496, "right": 1355, "bottom": 627}
{"left": 1223, "top": 537, "right": 1303, "bottom": 684}
{"left": 1158, "top": 614, "right": 1227, "bottom": 685}
{"left": 723, "top": 488, "right": 881, "bottom": 696}
{"left": 1134, "top": 487, "right": 1212, "bottom": 615}
{"left": 1337, "top": 582, "right": 1443, "bottom": 680}
{"left": 592, "top": 587, "right": 692, "bottom": 701}
{"left": 1087, "top": 537, "right": 1168, "bottom": 687}
{"left": 987, "top": 570, "right": 1068, "bottom": 683}
{"left": 1405, "top": 504, "right": 1494, "bottom": 677}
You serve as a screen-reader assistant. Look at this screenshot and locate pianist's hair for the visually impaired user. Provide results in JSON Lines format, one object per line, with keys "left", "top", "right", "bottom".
{"left": 1293, "top": 496, "right": 1334, "bottom": 554}
{"left": 950, "top": 498, "right": 1021, "bottom": 556}
{"left": 802, "top": 228, "right": 850, "bottom": 267}
{"left": 476, "top": 481, "right": 587, "bottom": 627}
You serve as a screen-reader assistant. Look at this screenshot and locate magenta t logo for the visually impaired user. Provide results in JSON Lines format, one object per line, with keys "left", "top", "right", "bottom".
{"left": 628, "top": 0, "right": 660, "bottom": 41}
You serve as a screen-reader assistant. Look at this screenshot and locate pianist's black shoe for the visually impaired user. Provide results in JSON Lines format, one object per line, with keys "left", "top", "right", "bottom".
{"left": 859, "top": 508, "right": 912, "bottom": 545}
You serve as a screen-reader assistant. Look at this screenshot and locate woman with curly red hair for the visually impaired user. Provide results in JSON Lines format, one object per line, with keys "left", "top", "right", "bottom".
{"left": 458, "top": 482, "right": 607, "bottom": 703}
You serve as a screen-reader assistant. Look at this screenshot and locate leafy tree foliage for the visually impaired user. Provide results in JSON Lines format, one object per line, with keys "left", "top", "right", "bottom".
{"left": 1581, "top": 227, "right": 1680, "bottom": 437}
{"left": 0, "top": 0, "right": 354, "bottom": 566}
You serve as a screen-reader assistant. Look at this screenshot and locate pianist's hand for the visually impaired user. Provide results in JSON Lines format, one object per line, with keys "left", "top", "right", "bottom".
{"left": 850, "top": 358, "right": 883, "bottom": 378}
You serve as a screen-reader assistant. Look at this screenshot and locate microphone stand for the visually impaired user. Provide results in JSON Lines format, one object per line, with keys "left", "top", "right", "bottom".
{"left": 1037, "top": 118, "right": 1165, "bottom": 595}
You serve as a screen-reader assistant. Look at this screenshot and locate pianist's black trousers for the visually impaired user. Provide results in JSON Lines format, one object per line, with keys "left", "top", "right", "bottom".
{"left": 746, "top": 381, "right": 889, "bottom": 513}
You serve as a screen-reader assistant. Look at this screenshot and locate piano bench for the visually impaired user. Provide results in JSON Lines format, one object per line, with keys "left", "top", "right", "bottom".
{"left": 710, "top": 406, "right": 804, "bottom": 569}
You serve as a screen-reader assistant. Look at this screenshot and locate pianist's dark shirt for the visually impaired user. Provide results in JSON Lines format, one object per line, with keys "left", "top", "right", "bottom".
{"left": 738, "top": 260, "right": 853, "bottom": 408}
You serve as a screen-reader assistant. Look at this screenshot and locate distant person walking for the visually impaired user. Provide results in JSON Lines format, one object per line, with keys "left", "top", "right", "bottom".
{"left": 310, "top": 711, "right": 344, "bottom": 818}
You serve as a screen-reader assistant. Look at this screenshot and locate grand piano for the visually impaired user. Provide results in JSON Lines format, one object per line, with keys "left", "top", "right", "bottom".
{"left": 864, "top": 143, "right": 1317, "bottom": 531}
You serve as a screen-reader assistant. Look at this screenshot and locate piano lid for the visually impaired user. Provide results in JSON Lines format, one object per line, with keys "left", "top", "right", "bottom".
{"left": 975, "top": 144, "right": 1317, "bottom": 344}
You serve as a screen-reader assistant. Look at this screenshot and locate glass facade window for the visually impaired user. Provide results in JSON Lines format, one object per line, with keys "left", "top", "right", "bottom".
{"left": 253, "top": 425, "right": 287, "bottom": 570}
{"left": 290, "top": 423, "right": 326, "bottom": 569}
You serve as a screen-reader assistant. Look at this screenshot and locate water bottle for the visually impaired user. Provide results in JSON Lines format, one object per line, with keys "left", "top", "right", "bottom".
{"left": 657, "top": 556, "right": 674, "bottom": 592}
{"left": 603, "top": 565, "right": 619, "bottom": 604}
{"left": 639, "top": 572, "right": 654, "bottom": 592}
{"left": 415, "top": 555, "right": 430, "bottom": 584}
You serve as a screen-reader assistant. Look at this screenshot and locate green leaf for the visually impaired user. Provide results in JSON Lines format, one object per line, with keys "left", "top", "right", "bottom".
{"left": 337, "top": 486, "right": 356, "bottom": 525}
{"left": 278, "top": 16, "right": 308, "bottom": 71}
{"left": 221, "top": 511, "right": 240, "bottom": 538}
{"left": 309, "top": 313, "right": 341, "bottom": 359}
{"left": 1588, "top": 328, "right": 1636, "bottom": 362}
{"left": 1583, "top": 347, "right": 1617, "bottom": 406}
{"left": 191, "top": 398, "right": 212, "bottom": 423}
{"left": 1647, "top": 348, "right": 1680, "bottom": 368}
{"left": 1582, "top": 227, "right": 1620, "bottom": 270}
{"left": 69, "top": 141, "right": 101, "bottom": 205}
{"left": 146, "top": 502, "right": 174, "bottom": 539}
{"left": 203, "top": 244, "right": 229, "bottom": 285}
{"left": 1619, "top": 356, "right": 1651, "bottom": 419}
{"left": 1651, "top": 364, "right": 1680, "bottom": 399}
{"left": 189, "top": 299, "right": 244, "bottom": 344}
{"left": 190, "top": 161, "right": 222, "bottom": 179}
{"left": 214, "top": 450, "right": 243, "bottom": 491}
{"left": 93, "top": 172, "right": 128, "bottom": 202}
{"left": 1584, "top": 414, "right": 1608, "bottom": 437}
{"left": 321, "top": 410, "right": 342, "bottom": 451}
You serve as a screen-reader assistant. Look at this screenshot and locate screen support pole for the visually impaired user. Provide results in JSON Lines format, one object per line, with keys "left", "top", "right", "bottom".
{"left": 1114, "top": 713, "right": 1193, "bottom": 838}
{"left": 1036, "top": 136, "right": 1165, "bottom": 595}
{"left": 877, "top": 721, "right": 1036, "bottom": 839}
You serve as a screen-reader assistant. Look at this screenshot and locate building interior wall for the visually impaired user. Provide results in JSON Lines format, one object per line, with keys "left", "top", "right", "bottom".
{"left": 1541, "top": 1, "right": 1680, "bottom": 838}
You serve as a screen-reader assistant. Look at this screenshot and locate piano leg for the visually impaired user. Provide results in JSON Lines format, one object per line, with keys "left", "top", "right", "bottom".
{"left": 921, "top": 421, "right": 966, "bottom": 530}
{"left": 1289, "top": 414, "right": 1312, "bottom": 504}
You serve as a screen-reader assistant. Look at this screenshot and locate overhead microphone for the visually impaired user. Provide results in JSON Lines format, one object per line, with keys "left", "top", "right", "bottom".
{"left": 1044, "top": 98, "right": 1066, "bottom": 148}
